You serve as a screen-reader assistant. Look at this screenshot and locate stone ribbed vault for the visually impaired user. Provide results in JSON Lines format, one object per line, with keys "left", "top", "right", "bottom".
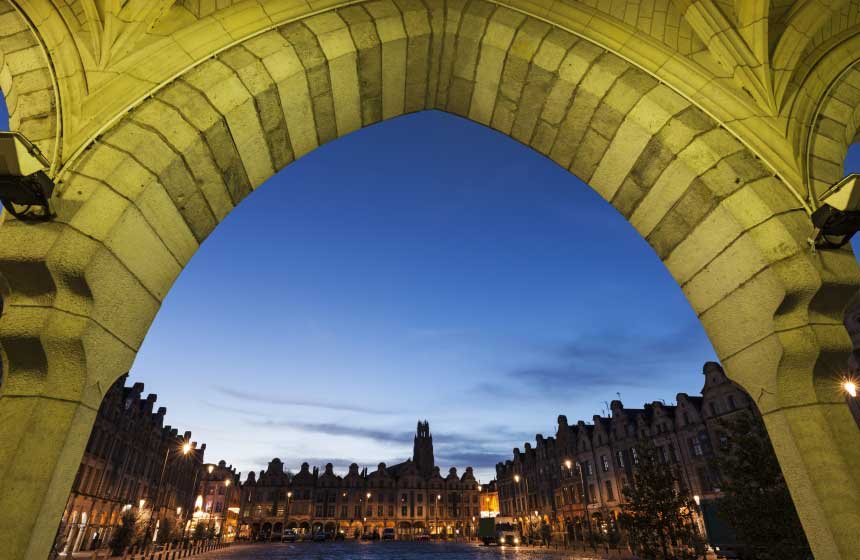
{"left": 1, "top": 1, "right": 860, "bottom": 558}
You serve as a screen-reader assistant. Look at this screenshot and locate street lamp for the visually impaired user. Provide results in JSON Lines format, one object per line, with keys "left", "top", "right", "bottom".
{"left": 366, "top": 493, "right": 372, "bottom": 538}
{"left": 285, "top": 491, "right": 292, "bottom": 532}
{"left": 512, "top": 475, "right": 521, "bottom": 522}
{"left": 843, "top": 380, "right": 857, "bottom": 397}
{"left": 436, "top": 494, "right": 441, "bottom": 538}
{"left": 182, "top": 459, "right": 200, "bottom": 546}
{"left": 567, "top": 462, "right": 592, "bottom": 545}
{"left": 147, "top": 441, "right": 192, "bottom": 548}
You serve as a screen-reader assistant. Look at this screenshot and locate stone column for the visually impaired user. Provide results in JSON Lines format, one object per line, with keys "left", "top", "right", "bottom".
{"left": 0, "top": 219, "right": 142, "bottom": 560}
{"left": 699, "top": 243, "right": 860, "bottom": 559}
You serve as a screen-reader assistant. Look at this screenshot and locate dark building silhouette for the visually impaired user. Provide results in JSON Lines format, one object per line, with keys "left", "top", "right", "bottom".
{"left": 496, "top": 362, "right": 753, "bottom": 541}
{"left": 413, "top": 420, "right": 435, "bottom": 478}
{"left": 238, "top": 421, "right": 480, "bottom": 541}
{"left": 57, "top": 375, "right": 204, "bottom": 554}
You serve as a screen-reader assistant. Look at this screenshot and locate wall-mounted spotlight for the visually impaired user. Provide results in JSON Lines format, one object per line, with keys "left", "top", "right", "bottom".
{"left": 811, "top": 173, "right": 860, "bottom": 249}
{"left": 0, "top": 131, "right": 54, "bottom": 221}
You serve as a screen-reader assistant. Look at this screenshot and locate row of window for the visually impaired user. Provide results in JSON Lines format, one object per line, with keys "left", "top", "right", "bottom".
{"left": 247, "top": 490, "right": 478, "bottom": 504}
{"left": 244, "top": 503, "right": 481, "bottom": 519}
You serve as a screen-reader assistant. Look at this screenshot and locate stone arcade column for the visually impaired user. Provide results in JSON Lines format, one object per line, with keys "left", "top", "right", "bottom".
{"left": 695, "top": 243, "right": 860, "bottom": 559}
{"left": 0, "top": 218, "right": 151, "bottom": 560}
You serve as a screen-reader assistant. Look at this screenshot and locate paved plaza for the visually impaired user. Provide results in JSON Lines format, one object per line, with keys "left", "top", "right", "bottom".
{"left": 195, "top": 542, "right": 628, "bottom": 560}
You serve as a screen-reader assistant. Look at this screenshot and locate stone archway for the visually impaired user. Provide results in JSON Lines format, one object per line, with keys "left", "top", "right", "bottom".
{"left": 0, "top": 1, "right": 860, "bottom": 559}
{"left": 0, "top": 2, "right": 61, "bottom": 171}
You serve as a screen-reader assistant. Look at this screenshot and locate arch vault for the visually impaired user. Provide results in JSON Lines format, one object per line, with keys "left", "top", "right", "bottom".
{"left": 1, "top": 0, "right": 860, "bottom": 558}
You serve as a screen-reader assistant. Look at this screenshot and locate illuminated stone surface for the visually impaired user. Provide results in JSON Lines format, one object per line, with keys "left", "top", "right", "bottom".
{"left": 1, "top": 1, "right": 859, "bottom": 559}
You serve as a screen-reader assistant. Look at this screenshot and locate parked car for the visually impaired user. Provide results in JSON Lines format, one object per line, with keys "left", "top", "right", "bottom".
{"left": 312, "top": 531, "right": 327, "bottom": 542}
{"left": 382, "top": 528, "right": 395, "bottom": 541}
{"left": 416, "top": 533, "right": 430, "bottom": 541}
{"left": 281, "top": 529, "right": 298, "bottom": 542}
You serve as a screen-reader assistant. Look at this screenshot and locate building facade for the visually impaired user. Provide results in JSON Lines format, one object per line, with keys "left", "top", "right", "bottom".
{"left": 479, "top": 481, "right": 500, "bottom": 518}
{"left": 237, "top": 421, "right": 482, "bottom": 540}
{"left": 56, "top": 375, "right": 205, "bottom": 555}
{"left": 496, "top": 362, "right": 752, "bottom": 541}
{"left": 193, "top": 461, "right": 242, "bottom": 542}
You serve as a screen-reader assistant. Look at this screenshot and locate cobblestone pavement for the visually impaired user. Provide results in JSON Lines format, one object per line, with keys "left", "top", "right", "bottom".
{"left": 196, "top": 542, "right": 630, "bottom": 560}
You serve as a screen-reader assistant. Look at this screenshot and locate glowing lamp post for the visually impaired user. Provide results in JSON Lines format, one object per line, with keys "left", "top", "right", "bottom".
{"left": 435, "top": 495, "right": 441, "bottom": 538}
{"left": 146, "top": 441, "right": 192, "bottom": 548}
{"left": 512, "top": 474, "right": 522, "bottom": 524}
{"left": 367, "top": 493, "right": 372, "bottom": 538}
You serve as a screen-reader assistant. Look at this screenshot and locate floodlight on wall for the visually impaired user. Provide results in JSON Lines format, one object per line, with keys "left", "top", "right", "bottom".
{"left": 810, "top": 173, "right": 860, "bottom": 249}
{"left": 0, "top": 131, "right": 54, "bottom": 221}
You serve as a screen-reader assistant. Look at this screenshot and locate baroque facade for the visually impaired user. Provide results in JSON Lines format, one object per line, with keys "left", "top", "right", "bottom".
{"left": 496, "top": 362, "right": 751, "bottom": 540}
{"left": 479, "top": 481, "right": 500, "bottom": 518}
{"left": 56, "top": 375, "right": 205, "bottom": 555}
{"left": 193, "top": 460, "right": 242, "bottom": 542}
{"left": 238, "top": 421, "right": 482, "bottom": 540}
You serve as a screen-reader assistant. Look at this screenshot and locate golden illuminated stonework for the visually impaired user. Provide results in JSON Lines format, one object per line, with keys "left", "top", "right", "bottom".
{"left": 1, "top": 1, "right": 859, "bottom": 558}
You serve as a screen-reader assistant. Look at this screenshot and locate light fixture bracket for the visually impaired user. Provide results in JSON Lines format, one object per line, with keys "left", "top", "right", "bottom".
{"left": 0, "top": 131, "right": 54, "bottom": 222}
{"left": 810, "top": 173, "right": 860, "bottom": 250}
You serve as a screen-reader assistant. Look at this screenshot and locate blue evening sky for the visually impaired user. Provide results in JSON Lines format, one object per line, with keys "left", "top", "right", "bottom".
{"left": 2, "top": 95, "right": 858, "bottom": 483}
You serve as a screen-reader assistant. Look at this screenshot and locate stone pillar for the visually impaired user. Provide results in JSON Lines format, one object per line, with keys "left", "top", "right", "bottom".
{"left": 0, "top": 393, "right": 98, "bottom": 558}
{"left": 0, "top": 219, "right": 140, "bottom": 560}
{"left": 702, "top": 245, "right": 860, "bottom": 559}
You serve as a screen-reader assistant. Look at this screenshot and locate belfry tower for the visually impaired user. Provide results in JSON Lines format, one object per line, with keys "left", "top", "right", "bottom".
{"left": 413, "top": 420, "right": 435, "bottom": 477}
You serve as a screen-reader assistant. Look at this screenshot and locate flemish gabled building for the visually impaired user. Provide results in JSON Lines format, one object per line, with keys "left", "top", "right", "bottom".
{"left": 497, "top": 362, "right": 753, "bottom": 540}
{"left": 479, "top": 481, "right": 499, "bottom": 517}
{"left": 194, "top": 460, "right": 241, "bottom": 541}
{"left": 237, "top": 421, "right": 481, "bottom": 541}
{"left": 57, "top": 375, "right": 204, "bottom": 555}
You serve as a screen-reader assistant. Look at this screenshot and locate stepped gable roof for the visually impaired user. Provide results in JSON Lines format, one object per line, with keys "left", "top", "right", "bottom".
{"left": 292, "top": 462, "right": 315, "bottom": 484}
{"left": 650, "top": 400, "right": 678, "bottom": 421}
{"left": 460, "top": 466, "right": 477, "bottom": 484}
{"left": 685, "top": 396, "right": 703, "bottom": 409}
{"left": 318, "top": 463, "right": 340, "bottom": 485}
{"left": 368, "top": 462, "right": 392, "bottom": 482}
{"left": 427, "top": 466, "right": 445, "bottom": 484}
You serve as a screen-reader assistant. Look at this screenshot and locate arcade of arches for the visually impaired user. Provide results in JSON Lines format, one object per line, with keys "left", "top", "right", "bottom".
{"left": 1, "top": 0, "right": 860, "bottom": 558}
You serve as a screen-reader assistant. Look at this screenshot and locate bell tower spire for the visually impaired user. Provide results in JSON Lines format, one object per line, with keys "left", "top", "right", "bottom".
{"left": 412, "top": 419, "right": 435, "bottom": 477}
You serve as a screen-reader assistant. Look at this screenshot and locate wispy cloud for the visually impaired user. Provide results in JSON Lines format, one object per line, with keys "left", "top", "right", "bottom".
{"left": 436, "top": 451, "right": 508, "bottom": 469}
{"left": 478, "top": 322, "right": 713, "bottom": 400}
{"left": 249, "top": 420, "right": 415, "bottom": 445}
{"left": 214, "top": 386, "right": 392, "bottom": 415}
{"left": 239, "top": 419, "right": 528, "bottom": 474}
